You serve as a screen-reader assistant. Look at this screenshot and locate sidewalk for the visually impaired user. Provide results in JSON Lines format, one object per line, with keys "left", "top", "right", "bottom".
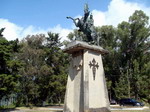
{"left": 2, "top": 105, "right": 149, "bottom": 112}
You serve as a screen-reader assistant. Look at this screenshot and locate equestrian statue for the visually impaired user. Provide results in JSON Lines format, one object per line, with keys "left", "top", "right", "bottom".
{"left": 67, "top": 4, "right": 100, "bottom": 46}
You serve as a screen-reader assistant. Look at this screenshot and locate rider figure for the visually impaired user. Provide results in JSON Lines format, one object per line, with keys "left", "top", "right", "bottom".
{"left": 67, "top": 4, "right": 98, "bottom": 45}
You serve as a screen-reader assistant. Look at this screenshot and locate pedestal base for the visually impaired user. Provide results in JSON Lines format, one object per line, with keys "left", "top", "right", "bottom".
{"left": 86, "top": 107, "right": 110, "bottom": 112}
{"left": 64, "top": 41, "right": 110, "bottom": 112}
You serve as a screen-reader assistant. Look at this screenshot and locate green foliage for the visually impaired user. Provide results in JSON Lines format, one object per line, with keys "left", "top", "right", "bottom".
{"left": 0, "top": 103, "right": 16, "bottom": 109}
{"left": 16, "top": 33, "right": 68, "bottom": 106}
{"left": 115, "top": 10, "right": 150, "bottom": 100}
{"left": 0, "top": 10, "right": 150, "bottom": 108}
{"left": 40, "top": 32, "right": 68, "bottom": 105}
{"left": 67, "top": 10, "right": 150, "bottom": 103}
{"left": 0, "top": 29, "right": 21, "bottom": 100}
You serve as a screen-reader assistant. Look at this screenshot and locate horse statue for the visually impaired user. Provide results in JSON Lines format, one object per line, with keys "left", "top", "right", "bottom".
{"left": 67, "top": 4, "right": 100, "bottom": 46}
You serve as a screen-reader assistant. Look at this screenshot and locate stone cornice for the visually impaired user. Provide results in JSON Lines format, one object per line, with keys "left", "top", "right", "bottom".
{"left": 63, "top": 41, "right": 109, "bottom": 54}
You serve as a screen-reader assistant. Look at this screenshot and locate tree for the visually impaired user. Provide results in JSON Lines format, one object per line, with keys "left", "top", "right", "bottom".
{"left": 115, "top": 10, "right": 150, "bottom": 100}
{"left": 17, "top": 33, "right": 68, "bottom": 106}
{"left": 96, "top": 25, "right": 120, "bottom": 100}
{"left": 67, "top": 10, "right": 150, "bottom": 103}
{"left": 39, "top": 32, "right": 68, "bottom": 105}
{"left": 17, "top": 34, "right": 46, "bottom": 106}
{"left": 0, "top": 28, "right": 21, "bottom": 100}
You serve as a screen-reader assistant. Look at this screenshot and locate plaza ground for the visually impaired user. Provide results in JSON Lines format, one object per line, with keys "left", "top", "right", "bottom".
{"left": 1, "top": 105, "right": 149, "bottom": 112}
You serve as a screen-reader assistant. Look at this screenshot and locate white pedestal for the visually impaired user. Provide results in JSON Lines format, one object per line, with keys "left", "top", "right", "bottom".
{"left": 64, "top": 41, "right": 110, "bottom": 112}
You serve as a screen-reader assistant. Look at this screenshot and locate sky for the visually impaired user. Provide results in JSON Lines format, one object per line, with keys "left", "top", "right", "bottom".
{"left": 0, "top": 0, "right": 150, "bottom": 41}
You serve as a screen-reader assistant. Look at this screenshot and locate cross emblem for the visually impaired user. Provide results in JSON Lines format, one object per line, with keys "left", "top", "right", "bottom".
{"left": 89, "top": 58, "right": 99, "bottom": 80}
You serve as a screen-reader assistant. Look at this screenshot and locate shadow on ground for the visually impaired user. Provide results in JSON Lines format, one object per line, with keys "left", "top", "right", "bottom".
{"left": 0, "top": 108, "right": 20, "bottom": 112}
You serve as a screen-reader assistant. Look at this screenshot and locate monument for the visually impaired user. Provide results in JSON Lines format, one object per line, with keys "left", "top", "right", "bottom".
{"left": 64, "top": 4, "right": 111, "bottom": 112}
{"left": 66, "top": 4, "right": 99, "bottom": 46}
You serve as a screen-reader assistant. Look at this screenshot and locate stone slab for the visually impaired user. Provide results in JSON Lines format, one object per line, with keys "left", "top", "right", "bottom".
{"left": 63, "top": 41, "right": 109, "bottom": 54}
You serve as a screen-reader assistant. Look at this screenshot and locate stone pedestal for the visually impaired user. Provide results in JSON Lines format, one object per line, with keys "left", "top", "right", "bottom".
{"left": 63, "top": 41, "right": 110, "bottom": 112}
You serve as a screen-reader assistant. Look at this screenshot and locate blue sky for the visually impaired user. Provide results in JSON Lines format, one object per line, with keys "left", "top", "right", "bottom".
{"left": 1, "top": 0, "right": 111, "bottom": 29}
{"left": 1, "top": 0, "right": 150, "bottom": 41}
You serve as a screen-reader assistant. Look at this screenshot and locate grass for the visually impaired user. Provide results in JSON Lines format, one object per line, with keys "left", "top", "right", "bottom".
{"left": 0, "top": 104, "right": 16, "bottom": 109}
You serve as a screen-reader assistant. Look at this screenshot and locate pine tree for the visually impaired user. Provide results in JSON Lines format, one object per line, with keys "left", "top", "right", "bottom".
{"left": 0, "top": 28, "right": 21, "bottom": 99}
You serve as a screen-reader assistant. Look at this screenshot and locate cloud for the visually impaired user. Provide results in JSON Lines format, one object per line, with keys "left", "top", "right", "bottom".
{"left": 1, "top": 0, "right": 150, "bottom": 41}
{"left": 0, "top": 18, "right": 23, "bottom": 40}
{"left": 92, "top": 10, "right": 106, "bottom": 26}
{"left": 92, "top": 0, "right": 150, "bottom": 27}
{"left": 0, "top": 19, "right": 71, "bottom": 41}
{"left": 48, "top": 25, "right": 72, "bottom": 42}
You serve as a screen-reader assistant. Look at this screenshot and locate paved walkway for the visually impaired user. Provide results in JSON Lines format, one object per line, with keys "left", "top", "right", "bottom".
{"left": 111, "top": 107, "right": 148, "bottom": 111}
{"left": 4, "top": 106, "right": 149, "bottom": 112}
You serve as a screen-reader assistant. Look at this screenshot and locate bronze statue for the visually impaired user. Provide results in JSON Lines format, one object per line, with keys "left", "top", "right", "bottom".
{"left": 67, "top": 4, "right": 99, "bottom": 45}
